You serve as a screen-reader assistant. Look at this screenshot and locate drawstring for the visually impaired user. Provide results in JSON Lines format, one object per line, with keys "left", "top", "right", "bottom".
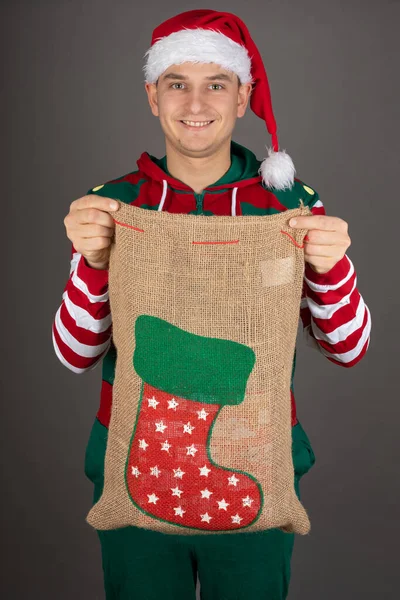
{"left": 231, "top": 187, "right": 238, "bottom": 216}
{"left": 158, "top": 180, "right": 168, "bottom": 212}
{"left": 158, "top": 180, "right": 239, "bottom": 217}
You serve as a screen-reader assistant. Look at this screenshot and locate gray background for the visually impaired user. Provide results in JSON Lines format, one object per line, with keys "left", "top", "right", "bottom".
{"left": 1, "top": 0, "right": 399, "bottom": 598}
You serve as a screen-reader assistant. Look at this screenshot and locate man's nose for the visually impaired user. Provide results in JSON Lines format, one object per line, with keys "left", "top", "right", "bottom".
{"left": 185, "top": 89, "right": 207, "bottom": 114}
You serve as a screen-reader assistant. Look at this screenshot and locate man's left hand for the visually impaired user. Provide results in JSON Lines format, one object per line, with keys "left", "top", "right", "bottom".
{"left": 288, "top": 215, "right": 351, "bottom": 274}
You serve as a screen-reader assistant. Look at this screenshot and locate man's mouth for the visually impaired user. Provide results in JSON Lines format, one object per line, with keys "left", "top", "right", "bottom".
{"left": 180, "top": 120, "right": 214, "bottom": 130}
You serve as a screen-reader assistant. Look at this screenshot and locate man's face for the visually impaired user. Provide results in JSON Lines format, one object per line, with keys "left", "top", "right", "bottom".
{"left": 145, "top": 62, "right": 252, "bottom": 158}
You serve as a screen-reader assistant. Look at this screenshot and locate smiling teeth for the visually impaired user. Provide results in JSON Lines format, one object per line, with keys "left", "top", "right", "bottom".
{"left": 182, "top": 121, "right": 212, "bottom": 127}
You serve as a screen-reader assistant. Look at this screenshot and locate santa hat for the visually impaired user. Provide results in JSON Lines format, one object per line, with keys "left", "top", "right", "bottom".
{"left": 143, "top": 9, "right": 295, "bottom": 191}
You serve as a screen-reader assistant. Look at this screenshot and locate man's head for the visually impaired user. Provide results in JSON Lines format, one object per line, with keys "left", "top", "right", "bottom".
{"left": 145, "top": 61, "right": 253, "bottom": 159}
{"left": 142, "top": 10, "right": 296, "bottom": 190}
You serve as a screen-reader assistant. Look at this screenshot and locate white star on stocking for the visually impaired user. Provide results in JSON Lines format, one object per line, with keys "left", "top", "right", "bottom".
{"left": 228, "top": 474, "right": 239, "bottom": 487}
{"left": 231, "top": 514, "right": 243, "bottom": 524}
{"left": 173, "top": 506, "right": 185, "bottom": 518}
{"left": 155, "top": 420, "right": 167, "bottom": 433}
{"left": 171, "top": 486, "right": 183, "bottom": 498}
{"left": 186, "top": 444, "right": 198, "bottom": 457}
{"left": 173, "top": 467, "right": 185, "bottom": 479}
{"left": 242, "top": 495, "right": 253, "bottom": 508}
{"left": 200, "top": 488, "right": 213, "bottom": 499}
{"left": 200, "top": 512, "right": 212, "bottom": 523}
{"left": 150, "top": 466, "right": 161, "bottom": 478}
{"left": 217, "top": 498, "right": 229, "bottom": 511}
{"left": 183, "top": 421, "right": 195, "bottom": 435}
{"left": 138, "top": 439, "right": 149, "bottom": 451}
{"left": 147, "top": 493, "right": 159, "bottom": 504}
{"left": 161, "top": 440, "right": 171, "bottom": 453}
{"left": 168, "top": 398, "right": 179, "bottom": 410}
{"left": 199, "top": 465, "right": 211, "bottom": 477}
{"left": 131, "top": 466, "right": 141, "bottom": 478}
{"left": 147, "top": 396, "right": 159, "bottom": 409}
{"left": 197, "top": 408, "right": 209, "bottom": 421}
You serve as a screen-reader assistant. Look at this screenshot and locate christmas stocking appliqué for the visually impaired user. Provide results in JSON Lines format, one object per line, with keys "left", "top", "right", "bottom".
{"left": 126, "top": 315, "right": 263, "bottom": 532}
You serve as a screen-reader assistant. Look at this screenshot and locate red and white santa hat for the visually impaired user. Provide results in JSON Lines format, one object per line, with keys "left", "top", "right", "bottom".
{"left": 143, "top": 9, "right": 296, "bottom": 191}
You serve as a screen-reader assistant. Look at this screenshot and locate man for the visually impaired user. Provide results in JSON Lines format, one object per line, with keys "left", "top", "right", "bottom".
{"left": 53, "top": 9, "right": 371, "bottom": 599}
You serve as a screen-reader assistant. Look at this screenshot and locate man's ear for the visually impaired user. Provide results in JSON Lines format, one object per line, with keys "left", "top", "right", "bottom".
{"left": 145, "top": 82, "right": 159, "bottom": 117}
{"left": 237, "top": 82, "right": 253, "bottom": 119}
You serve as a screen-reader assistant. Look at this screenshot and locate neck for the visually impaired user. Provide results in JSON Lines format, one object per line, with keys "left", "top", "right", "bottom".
{"left": 165, "top": 139, "right": 232, "bottom": 194}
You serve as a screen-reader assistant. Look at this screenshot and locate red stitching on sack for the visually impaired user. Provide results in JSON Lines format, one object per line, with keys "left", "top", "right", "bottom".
{"left": 192, "top": 240, "right": 239, "bottom": 245}
{"left": 113, "top": 219, "right": 144, "bottom": 233}
{"left": 280, "top": 230, "right": 305, "bottom": 249}
{"left": 112, "top": 221, "right": 303, "bottom": 248}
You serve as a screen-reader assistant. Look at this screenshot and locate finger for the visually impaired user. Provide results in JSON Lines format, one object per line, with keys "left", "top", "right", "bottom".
{"left": 76, "top": 207, "right": 117, "bottom": 227}
{"left": 305, "top": 230, "right": 349, "bottom": 245}
{"left": 305, "top": 256, "right": 337, "bottom": 270}
{"left": 80, "top": 237, "right": 112, "bottom": 251}
{"left": 80, "top": 224, "right": 115, "bottom": 238}
{"left": 290, "top": 215, "right": 338, "bottom": 231}
{"left": 304, "top": 243, "right": 339, "bottom": 258}
{"left": 70, "top": 195, "right": 119, "bottom": 213}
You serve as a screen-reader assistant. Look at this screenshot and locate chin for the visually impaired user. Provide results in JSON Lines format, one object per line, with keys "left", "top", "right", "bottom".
{"left": 178, "top": 140, "right": 217, "bottom": 155}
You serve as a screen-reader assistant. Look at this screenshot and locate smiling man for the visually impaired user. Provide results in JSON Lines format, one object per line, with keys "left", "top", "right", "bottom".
{"left": 54, "top": 8, "right": 371, "bottom": 600}
{"left": 146, "top": 62, "right": 252, "bottom": 193}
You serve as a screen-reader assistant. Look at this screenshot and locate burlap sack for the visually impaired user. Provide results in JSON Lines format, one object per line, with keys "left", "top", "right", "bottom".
{"left": 86, "top": 200, "right": 312, "bottom": 535}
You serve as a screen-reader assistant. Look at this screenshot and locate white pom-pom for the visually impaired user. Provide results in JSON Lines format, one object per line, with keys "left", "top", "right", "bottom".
{"left": 258, "top": 147, "right": 296, "bottom": 191}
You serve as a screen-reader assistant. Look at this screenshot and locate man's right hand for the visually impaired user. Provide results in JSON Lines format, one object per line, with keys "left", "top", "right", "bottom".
{"left": 64, "top": 195, "right": 120, "bottom": 270}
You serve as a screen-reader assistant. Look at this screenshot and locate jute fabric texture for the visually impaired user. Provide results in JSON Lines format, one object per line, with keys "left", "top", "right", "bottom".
{"left": 86, "top": 201, "right": 312, "bottom": 535}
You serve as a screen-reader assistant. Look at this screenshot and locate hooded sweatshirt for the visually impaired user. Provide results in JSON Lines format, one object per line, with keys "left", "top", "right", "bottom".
{"left": 52, "top": 140, "right": 371, "bottom": 434}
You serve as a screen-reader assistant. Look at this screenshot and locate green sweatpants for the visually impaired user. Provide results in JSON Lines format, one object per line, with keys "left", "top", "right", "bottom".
{"left": 85, "top": 418, "right": 315, "bottom": 600}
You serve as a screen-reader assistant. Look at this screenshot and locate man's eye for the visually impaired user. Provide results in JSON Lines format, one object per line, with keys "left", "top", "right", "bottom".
{"left": 170, "top": 83, "right": 224, "bottom": 90}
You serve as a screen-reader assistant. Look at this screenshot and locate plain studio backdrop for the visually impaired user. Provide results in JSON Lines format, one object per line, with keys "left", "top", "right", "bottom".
{"left": 1, "top": 0, "right": 399, "bottom": 598}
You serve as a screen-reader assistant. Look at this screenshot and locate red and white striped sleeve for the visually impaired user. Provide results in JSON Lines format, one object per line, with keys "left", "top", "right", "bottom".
{"left": 300, "top": 200, "right": 371, "bottom": 367}
{"left": 52, "top": 245, "right": 112, "bottom": 373}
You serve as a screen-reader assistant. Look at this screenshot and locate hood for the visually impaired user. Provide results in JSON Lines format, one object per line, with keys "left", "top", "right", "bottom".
{"left": 136, "top": 140, "right": 263, "bottom": 191}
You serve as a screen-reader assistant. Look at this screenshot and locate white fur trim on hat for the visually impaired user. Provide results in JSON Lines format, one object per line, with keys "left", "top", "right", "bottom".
{"left": 259, "top": 148, "right": 296, "bottom": 191}
{"left": 143, "top": 28, "right": 253, "bottom": 84}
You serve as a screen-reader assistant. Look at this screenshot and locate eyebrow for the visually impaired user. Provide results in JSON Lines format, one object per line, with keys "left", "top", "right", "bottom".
{"left": 161, "top": 72, "right": 233, "bottom": 83}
